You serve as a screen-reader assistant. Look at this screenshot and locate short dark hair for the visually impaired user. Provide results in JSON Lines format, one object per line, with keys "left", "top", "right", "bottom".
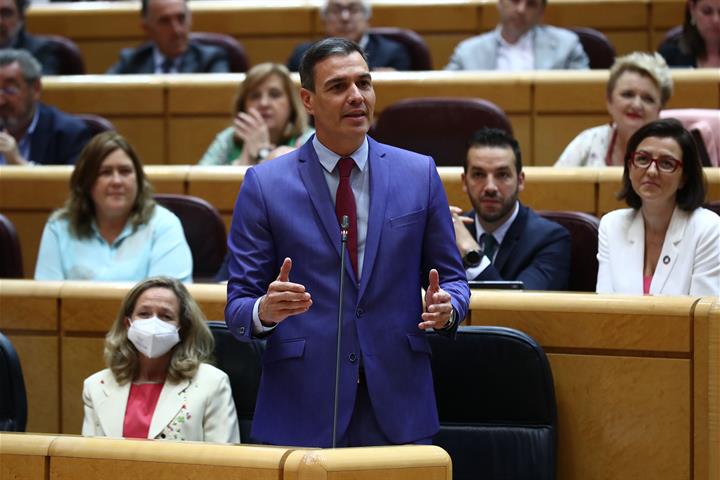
{"left": 679, "top": 0, "right": 714, "bottom": 59}
{"left": 141, "top": 0, "right": 187, "bottom": 18}
{"left": 465, "top": 127, "right": 522, "bottom": 174}
{"left": 298, "top": 37, "right": 368, "bottom": 92}
{"left": 617, "top": 118, "right": 706, "bottom": 211}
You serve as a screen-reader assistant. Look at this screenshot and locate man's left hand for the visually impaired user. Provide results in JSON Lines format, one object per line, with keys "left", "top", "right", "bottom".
{"left": 419, "top": 268, "right": 453, "bottom": 330}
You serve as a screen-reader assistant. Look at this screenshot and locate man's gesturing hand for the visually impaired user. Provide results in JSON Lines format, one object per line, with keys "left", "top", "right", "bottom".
{"left": 258, "top": 257, "right": 312, "bottom": 326}
{"left": 418, "top": 268, "right": 454, "bottom": 330}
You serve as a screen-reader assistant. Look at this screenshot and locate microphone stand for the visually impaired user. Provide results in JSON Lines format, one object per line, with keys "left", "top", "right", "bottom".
{"left": 332, "top": 215, "right": 349, "bottom": 448}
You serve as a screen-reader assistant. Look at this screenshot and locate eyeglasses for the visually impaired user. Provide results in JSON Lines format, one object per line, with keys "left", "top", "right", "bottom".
{"left": 629, "top": 151, "right": 683, "bottom": 173}
{"left": 325, "top": 3, "right": 366, "bottom": 17}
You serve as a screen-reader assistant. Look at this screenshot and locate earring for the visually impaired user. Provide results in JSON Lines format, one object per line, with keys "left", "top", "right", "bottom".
{"left": 690, "top": 16, "right": 697, "bottom": 25}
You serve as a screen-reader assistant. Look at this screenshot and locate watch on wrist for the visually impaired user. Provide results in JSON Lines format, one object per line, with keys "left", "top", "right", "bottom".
{"left": 462, "top": 249, "right": 482, "bottom": 269}
{"left": 255, "top": 147, "right": 272, "bottom": 162}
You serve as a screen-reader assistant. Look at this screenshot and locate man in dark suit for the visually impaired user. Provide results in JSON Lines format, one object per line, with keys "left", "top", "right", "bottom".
{"left": 0, "top": 0, "right": 65, "bottom": 75}
{"left": 106, "top": 0, "right": 229, "bottom": 74}
{"left": 451, "top": 128, "right": 571, "bottom": 290}
{"left": 287, "top": 0, "right": 410, "bottom": 72}
{"left": 226, "top": 38, "right": 469, "bottom": 447}
{"left": 0, "top": 49, "right": 92, "bottom": 165}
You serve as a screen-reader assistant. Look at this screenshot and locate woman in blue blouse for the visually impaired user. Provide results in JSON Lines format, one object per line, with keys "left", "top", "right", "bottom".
{"left": 35, "top": 132, "right": 192, "bottom": 282}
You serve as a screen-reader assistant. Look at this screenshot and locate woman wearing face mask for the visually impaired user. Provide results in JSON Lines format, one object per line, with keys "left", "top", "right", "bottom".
{"left": 555, "top": 52, "right": 673, "bottom": 167}
{"left": 81, "top": 277, "right": 239, "bottom": 443}
{"left": 199, "top": 63, "right": 313, "bottom": 165}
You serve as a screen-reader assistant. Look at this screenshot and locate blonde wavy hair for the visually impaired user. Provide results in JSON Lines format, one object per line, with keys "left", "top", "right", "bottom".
{"left": 606, "top": 52, "right": 674, "bottom": 107}
{"left": 104, "top": 277, "right": 214, "bottom": 385}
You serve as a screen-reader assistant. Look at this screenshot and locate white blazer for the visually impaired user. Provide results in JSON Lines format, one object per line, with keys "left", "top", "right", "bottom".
{"left": 82, "top": 363, "right": 240, "bottom": 443}
{"left": 596, "top": 207, "right": 720, "bottom": 295}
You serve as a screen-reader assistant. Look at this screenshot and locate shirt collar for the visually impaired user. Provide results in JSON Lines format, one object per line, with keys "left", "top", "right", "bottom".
{"left": 152, "top": 47, "right": 178, "bottom": 73}
{"left": 312, "top": 135, "right": 369, "bottom": 174}
{"left": 494, "top": 25, "right": 534, "bottom": 48}
{"left": 474, "top": 200, "right": 520, "bottom": 245}
{"left": 358, "top": 34, "right": 370, "bottom": 50}
{"left": 90, "top": 218, "right": 135, "bottom": 246}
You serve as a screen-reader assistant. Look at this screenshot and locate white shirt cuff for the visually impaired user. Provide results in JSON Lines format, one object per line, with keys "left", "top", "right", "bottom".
{"left": 252, "top": 295, "right": 277, "bottom": 334}
{"left": 465, "top": 255, "right": 491, "bottom": 280}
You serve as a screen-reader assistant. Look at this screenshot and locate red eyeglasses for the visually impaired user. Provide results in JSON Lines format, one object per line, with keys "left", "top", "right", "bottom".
{"left": 629, "top": 151, "right": 683, "bottom": 173}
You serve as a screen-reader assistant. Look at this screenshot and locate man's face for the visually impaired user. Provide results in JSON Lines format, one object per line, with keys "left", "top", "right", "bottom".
{"left": 323, "top": 0, "right": 369, "bottom": 43}
{"left": 143, "top": 0, "right": 190, "bottom": 60}
{"left": 497, "top": 0, "right": 545, "bottom": 41}
{"left": 0, "top": 0, "right": 22, "bottom": 48}
{"left": 462, "top": 145, "right": 524, "bottom": 228}
{"left": 0, "top": 61, "right": 39, "bottom": 133}
{"left": 300, "top": 51, "right": 375, "bottom": 155}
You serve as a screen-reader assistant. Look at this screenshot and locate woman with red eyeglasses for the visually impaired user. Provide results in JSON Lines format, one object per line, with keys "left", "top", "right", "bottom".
{"left": 596, "top": 118, "right": 720, "bottom": 295}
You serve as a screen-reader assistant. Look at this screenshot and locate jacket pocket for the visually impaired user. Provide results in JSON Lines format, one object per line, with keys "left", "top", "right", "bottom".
{"left": 406, "top": 333, "right": 432, "bottom": 355}
{"left": 390, "top": 209, "right": 425, "bottom": 228}
{"left": 263, "top": 338, "right": 306, "bottom": 364}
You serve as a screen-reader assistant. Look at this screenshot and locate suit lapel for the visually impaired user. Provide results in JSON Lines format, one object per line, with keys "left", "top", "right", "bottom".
{"left": 95, "top": 371, "right": 131, "bottom": 438}
{"left": 148, "top": 378, "right": 191, "bottom": 439}
{"left": 297, "top": 141, "right": 350, "bottom": 279}
{"left": 624, "top": 210, "right": 646, "bottom": 294}
{"left": 532, "top": 27, "right": 554, "bottom": 69}
{"left": 651, "top": 207, "right": 687, "bottom": 294}
{"left": 358, "top": 138, "right": 389, "bottom": 300}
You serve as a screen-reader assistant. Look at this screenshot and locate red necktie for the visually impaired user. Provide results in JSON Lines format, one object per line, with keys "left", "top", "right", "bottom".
{"left": 336, "top": 157, "right": 358, "bottom": 276}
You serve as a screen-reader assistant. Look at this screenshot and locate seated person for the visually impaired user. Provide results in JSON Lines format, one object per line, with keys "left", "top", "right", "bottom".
{"left": 199, "top": 63, "right": 313, "bottom": 165}
{"left": 82, "top": 276, "right": 240, "bottom": 443}
{"left": 445, "top": 0, "right": 588, "bottom": 70}
{"left": 0, "top": 49, "right": 92, "bottom": 165}
{"left": 658, "top": 0, "right": 720, "bottom": 68}
{"left": 450, "top": 128, "right": 571, "bottom": 290}
{"left": 107, "top": 0, "right": 229, "bottom": 74}
{"left": 597, "top": 118, "right": 720, "bottom": 295}
{"left": 287, "top": 0, "right": 410, "bottom": 72}
{"left": 35, "top": 131, "right": 193, "bottom": 282}
{"left": 0, "top": 0, "right": 68, "bottom": 75}
{"left": 555, "top": 52, "right": 673, "bottom": 167}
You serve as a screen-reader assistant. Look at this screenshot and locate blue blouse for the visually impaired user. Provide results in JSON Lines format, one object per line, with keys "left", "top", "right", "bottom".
{"left": 34, "top": 205, "right": 193, "bottom": 282}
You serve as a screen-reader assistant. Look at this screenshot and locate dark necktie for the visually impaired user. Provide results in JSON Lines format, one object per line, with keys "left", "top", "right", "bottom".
{"left": 336, "top": 157, "right": 358, "bottom": 276}
{"left": 481, "top": 233, "right": 498, "bottom": 263}
{"left": 161, "top": 58, "right": 174, "bottom": 73}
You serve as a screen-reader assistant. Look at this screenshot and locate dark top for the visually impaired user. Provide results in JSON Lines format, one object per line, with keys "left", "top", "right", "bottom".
{"left": 106, "top": 40, "right": 230, "bottom": 74}
{"left": 466, "top": 204, "right": 572, "bottom": 290}
{"left": 30, "top": 103, "right": 94, "bottom": 165}
{"left": 287, "top": 33, "right": 411, "bottom": 71}
{"left": 658, "top": 35, "right": 697, "bottom": 68}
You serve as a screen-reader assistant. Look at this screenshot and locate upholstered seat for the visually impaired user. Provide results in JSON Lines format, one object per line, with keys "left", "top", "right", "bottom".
{"left": 0, "top": 214, "right": 23, "bottom": 279}
{"left": 38, "top": 34, "right": 86, "bottom": 75}
{"left": 368, "top": 27, "right": 432, "bottom": 70}
{"left": 660, "top": 109, "right": 720, "bottom": 166}
{"left": 190, "top": 32, "right": 250, "bottom": 73}
{"left": 570, "top": 27, "right": 616, "bottom": 69}
{"left": 0, "top": 332, "right": 27, "bottom": 432}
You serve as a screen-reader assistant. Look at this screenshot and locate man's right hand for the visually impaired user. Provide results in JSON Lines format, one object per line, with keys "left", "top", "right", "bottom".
{"left": 0, "top": 130, "right": 26, "bottom": 165}
{"left": 258, "top": 257, "right": 312, "bottom": 326}
{"left": 450, "top": 205, "right": 479, "bottom": 256}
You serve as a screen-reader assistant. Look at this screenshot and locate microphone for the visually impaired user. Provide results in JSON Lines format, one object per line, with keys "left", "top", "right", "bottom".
{"left": 332, "top": 215, "right": 349, "bottom": 448}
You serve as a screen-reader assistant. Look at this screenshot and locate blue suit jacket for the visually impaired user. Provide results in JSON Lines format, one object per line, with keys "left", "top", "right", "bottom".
{"left": 287, "top": 34, "right": 411, "bottom": 71}
{"left": 30, "top": 103, "right": 93, "bottom": 165}
{"left": 106, "top": 40, "right": 230, "bottom": 74}
{"left": 225, "top": 136, "right": 469, "bottom": 447}
{"left": 468, "top": 204, "right": 571, "bottom": 290}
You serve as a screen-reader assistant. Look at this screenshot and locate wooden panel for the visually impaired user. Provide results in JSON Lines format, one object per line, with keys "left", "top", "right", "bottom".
{"left": 187, "top": 284, "right": 228, "bottom": 321}
{"left": 534, "top": 114, "right": 610, "bottom": 166}
{"left": 424, "top": 33, "right": 478, "bottom": 70}
{"left": 0, "top": 166, "right": 72, "bottom": 210}
{"left": 666, "top": 71, "right": 720, "bottom": 109}
{"left": 706, "top": 168, "right": 720, "bottom": 202}
{"left": 0, "top": 280, "right": 60, "bottom": 330}
{"left": 606, "top": 31, "right": 651, "bottom": 55}
{"left": 240, "top": 37, "right": 306, "bottom": 66}
{"left": 186, "top": 167, "right": 247, "bottom": 213}
{"left": 651, "top": 0, "right": 688, "bottom": 29}
{"left": 192, "top": 2, "right": 314, "bottom": 36}
{"left": 541, "top": 0, "right": 648, "bottom": 29}
{"left": 60, "top": 282, "right": 132, "bottom": 333}
{"left": 284, "top": 445, "right": 451, "bottom": 480}
{"left": 520, "top": 168, "right": 598, "bottom": 213}
{"left": 144, "top": 166, "right": 189, "bottom": 194}
{"left": 372, "top": 1, "right": 479, "bottom": 32}
{"left": 76, "top": 40, "right": 139, "bottom": 75}
{"left": 167, "top": 117, "right": 230, "bottom": 165}
{"left": 0, "top": 433, "right": 55, "bottom": 480}
{"left": 167, "top": 76, "right": 240, "bottom": 114}
{"left": 468, "top": 291, "right": 694, "bottom": 352}
{"left": 8, "top": 334, "right": 60, "bottom": 433}
{"left": 549, "top": 354, "right": 690, "bottom": 480}
{"left": 438, "top": 167, "right": 467, "bottom": 211}
{"left": 597, "top": 167, "right": 625, "bottom": 215}
{"left": 111, "top": 118, "right": 166, "bottom": 166}
{"left": 508, "top": 115, "right": 531, "bottom": 165}
{"left": 534, "top": 71, "right": 609, "bottom": 112}
{"left": 61, "top": 336, "right": 105, "bottom": 435}
{"left": 26, "top": 3, "right": 142, "bottom": 39}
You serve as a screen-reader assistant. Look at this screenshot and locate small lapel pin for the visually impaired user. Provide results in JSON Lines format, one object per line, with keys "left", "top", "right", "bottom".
{"left": 663, "top": 255, "right": 670, "bottom": 265}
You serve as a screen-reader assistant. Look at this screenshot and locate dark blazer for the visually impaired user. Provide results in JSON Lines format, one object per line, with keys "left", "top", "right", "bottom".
{"left": 12, "top": 30, "right": 63, "bottom": 75}
{"left": 30, "top": 103, "right": 93, "bottom": 165}
{"left": 287, "top": 34, "right": 411, "bottom": 71}
{"left": 106, "top": 40, "right": 230, "bottom": 74}
{"left": 467, "top": 203, "right": 571, "bottom": 290}
{"left": 658, "top": 35, "right": 697, "bottom": 68}
{"left": 225, "top": 136, "right": 469, "bottom": 447}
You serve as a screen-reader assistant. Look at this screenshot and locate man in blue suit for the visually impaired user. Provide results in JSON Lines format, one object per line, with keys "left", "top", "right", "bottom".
{"left": 451, "top": 128, "right": 571, "bottom": 290}
{"left": 225, "top": 37, "right": 469, "bottom": 448}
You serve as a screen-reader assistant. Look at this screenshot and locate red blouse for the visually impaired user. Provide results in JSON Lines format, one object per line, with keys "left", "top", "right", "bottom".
{"left": 123, "top": 382, "right": 164, "bottom": 439}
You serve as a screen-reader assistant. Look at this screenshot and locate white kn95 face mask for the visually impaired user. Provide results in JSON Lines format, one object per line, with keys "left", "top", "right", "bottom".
{"left": 127, "top": 316, "right": 180, "bottom": 359}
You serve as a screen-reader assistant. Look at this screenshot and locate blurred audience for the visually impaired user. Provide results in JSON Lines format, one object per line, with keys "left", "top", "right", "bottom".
{"left": 450, "top": 128, "right": 571, "bottom": 290}
{"left": 35, "top": 132, "right": 193, "bottom": 282}
{"left": 287, "top": 0, "right": 410, "bottom": 71}
{"left": 658, "top": 0, "right": 720, "bottom": 68}
{"left": 445, "top": 0, "right": 588, "bottom": 70}
{"left": 199, "top": 63, "right": 313, "bottom": 166}
{"left": 597, "top": 118, "right": 719, "bottom": 295}
{"left": 82, "top": 276, "right": 240, "bottom": 443}
{"left": 107, "top": 0, "right": 229, "bottom": 74}
{"left": 0, "top": 49, "right": 91, "bottom": 164}
{"left": 555, "top": 52, "right": 673, "bottom": 167}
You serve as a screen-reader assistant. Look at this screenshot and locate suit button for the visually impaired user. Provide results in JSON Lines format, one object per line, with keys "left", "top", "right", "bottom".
{"left": 348, "top": 353, "right": 357, "bottom": 362}
{"left": 238, "top": 326, "right": 245, "bottom": 335}
{"left": 160, "top": 433, "right": 166, "bottom": 439}
{"left": 356, "top": 308, "right": 364, "bottom": 317}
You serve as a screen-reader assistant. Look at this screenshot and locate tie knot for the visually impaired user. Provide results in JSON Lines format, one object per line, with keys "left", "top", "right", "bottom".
{"left": 338, "top": 157, "right": 355, "bottom": 178}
